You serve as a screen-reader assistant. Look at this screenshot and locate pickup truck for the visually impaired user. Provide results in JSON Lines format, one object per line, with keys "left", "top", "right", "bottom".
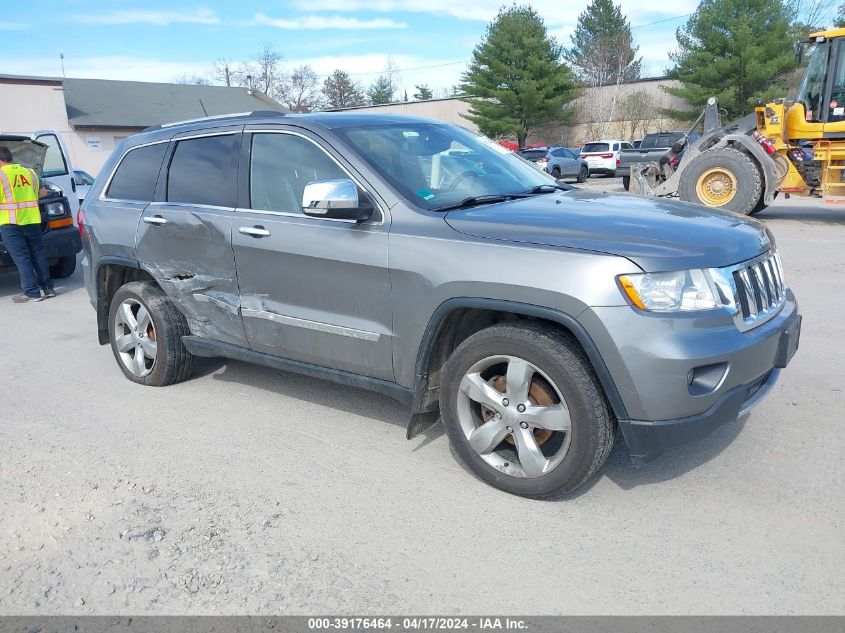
{"left": 616, "top": 131, "right": 700, "bottom": 190}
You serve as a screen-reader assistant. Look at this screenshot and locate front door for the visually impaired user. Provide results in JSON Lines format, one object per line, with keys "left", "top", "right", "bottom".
{"left": 134, "top": 129, "right": 247, "bottom": 347}
{"left": 231, "top": 129, "right": 393, "bottom": 381}
{"left": 33, "top": 131, "right": 78, "bottom": 212}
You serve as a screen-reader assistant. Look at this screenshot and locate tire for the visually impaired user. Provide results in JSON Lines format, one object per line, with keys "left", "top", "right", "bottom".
{"left": 622, "top": 176, "right": 630, "bottom": 191}
{"left": 551, "top": 167, "right": 561, "bottom": 180}
{"left": 678, "top": 148, "right": 763, "bottom": 215}
{"left": 576, "top": 166, "right": 588, "bottom": 183}
{"left": 108, "top": 281, "right": 193, "bottom": 386}
{"left": 49, "top": 254, "right": 76, "bottom": 279}
{"left": 440, "top": 322, "right": 614, "bottom": 499}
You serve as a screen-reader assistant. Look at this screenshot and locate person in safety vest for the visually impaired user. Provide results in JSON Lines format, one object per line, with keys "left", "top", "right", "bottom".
{"left": 0, "top": 146, "right": 55, "bottom": 302}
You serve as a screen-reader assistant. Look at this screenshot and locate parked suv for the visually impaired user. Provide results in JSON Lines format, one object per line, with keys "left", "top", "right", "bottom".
{"left": 580, "top": 139, "right": 633, "bottom": 176}
{"left": 518, "top": 147, "right": 588, "bottom": 182}
{"left": 80, "top": 112, "right": 801, "bottom": 498}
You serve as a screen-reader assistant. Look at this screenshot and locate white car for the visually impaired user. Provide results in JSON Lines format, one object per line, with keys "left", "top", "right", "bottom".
{"left": 580, "top": 139, "right": 634, "bottom": 176}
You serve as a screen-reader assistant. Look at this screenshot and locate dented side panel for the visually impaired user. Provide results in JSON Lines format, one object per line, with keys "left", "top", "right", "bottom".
{"left": 135, "top": 202, "right": 247, "bottom": 346}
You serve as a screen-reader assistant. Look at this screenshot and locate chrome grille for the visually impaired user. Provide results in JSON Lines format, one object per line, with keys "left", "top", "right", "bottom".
{"left": 730, "top": 250, "right": 787, "bottom": 331}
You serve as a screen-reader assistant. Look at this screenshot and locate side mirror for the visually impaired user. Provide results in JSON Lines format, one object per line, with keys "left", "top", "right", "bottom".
{"left": 302, "top": 178, "right": 374, "bottom": 222}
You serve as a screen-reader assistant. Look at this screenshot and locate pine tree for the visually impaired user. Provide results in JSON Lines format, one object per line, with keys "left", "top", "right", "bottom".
{"left": 566, "top": 0, "right": 641, "bottom": 87}
{"left": 460, "top": 5, "right": 577, "bottom": 148}
{"left": 367, "top": 75, "right": 396, "bottom": 105}
{"left": 413, "top": 84, "right": 434, "bottom": 100}
{"left": 666, "top": 0, "right": 798, "bottom": 120}
{"left": 322, "top": 70, "right": 366, "bottom": 109}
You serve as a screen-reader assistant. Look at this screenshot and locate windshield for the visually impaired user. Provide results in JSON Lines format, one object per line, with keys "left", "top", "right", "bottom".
{"left": 335, "top": 122, "right": 552, "bottom": 209}
{"left": 582, "top": 142, "right": 609, "bottom": 153}
{"left": 797, "top": 42, "right": 829, "bottom": 121}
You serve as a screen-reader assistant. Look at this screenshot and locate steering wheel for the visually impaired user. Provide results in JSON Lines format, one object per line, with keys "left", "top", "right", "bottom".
{"left": 445, "top": 170, "right": 483, "bottom": 193}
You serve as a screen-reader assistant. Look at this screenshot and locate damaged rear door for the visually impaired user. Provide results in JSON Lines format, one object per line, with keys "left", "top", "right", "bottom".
{"left": 134, "top": 127, "right": 247, "bottom": 347}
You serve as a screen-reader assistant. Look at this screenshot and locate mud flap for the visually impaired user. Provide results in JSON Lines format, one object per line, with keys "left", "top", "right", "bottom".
{"left": 406, "top": 411, "right": 440, "bottom": 440}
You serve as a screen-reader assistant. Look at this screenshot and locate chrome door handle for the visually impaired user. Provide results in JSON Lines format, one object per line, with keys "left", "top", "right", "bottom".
{"left": 239, "top": 226, "right": 271, "bottom": 237}
{"left": 143, "top": 215, "right": 168, "bottom": 225}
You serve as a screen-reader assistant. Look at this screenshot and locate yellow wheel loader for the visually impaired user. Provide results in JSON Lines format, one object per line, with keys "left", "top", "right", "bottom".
{"left": 631, "top": 28, "right": 845, "bottom": 215}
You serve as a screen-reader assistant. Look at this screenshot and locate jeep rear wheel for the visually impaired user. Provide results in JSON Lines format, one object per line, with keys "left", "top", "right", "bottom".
{"left": 108, "top": 281, "right": 193, "bottom": 386}
{"left": 440, "top": 323, "right": 614, "bottom": 498}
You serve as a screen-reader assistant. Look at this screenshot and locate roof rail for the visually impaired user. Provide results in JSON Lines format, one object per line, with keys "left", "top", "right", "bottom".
{"left": 142, "top": 110, "right": 285, "bottom": 133}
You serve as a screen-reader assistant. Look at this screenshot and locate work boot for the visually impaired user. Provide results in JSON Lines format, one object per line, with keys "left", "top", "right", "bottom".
{"left": 43, "top": 287, "right": 57, "bottom": 299}
{"left": 13, "top": 293, "right": 43, "bottom": 303}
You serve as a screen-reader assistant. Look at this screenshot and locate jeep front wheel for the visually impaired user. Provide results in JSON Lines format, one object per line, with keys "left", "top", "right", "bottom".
{"left": 440, "top": 323, "right": 614, "bottom": 498}
{"left": 108, "top": 281, "right": 193, "bottom": 386}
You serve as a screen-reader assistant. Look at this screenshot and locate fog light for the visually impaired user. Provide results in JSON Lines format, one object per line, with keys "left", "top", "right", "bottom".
{"left": 688, "top": 362, "right": 729, "bottom": 396}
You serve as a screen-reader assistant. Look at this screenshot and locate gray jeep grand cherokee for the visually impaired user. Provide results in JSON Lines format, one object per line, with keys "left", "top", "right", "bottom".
{"left": 80, "top": 112, "right": 801, "bottom": 498}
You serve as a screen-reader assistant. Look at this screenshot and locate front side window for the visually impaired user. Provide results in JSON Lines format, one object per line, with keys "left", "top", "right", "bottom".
{"left": 167, "top": 134, "right": 238, "bottom": 207}
{"left": 797, "top": 42, "right": 829, "bottom": 122}
{"left": 106, "top": 143, "right": 168, "bottom": 201}
{"left": 249, "top": 133, "right": 348, "bottom": 214}
{"left": 335, "top": 122, "right": 551, "bottom": 209}
{"left": 37, "top": 133, "right": 68, "bottom": 177}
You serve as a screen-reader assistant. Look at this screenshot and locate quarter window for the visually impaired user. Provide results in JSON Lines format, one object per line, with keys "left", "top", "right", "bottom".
{"left": 167, "top": 135, "right": 238, "bottom": 207}
{"left": 249, "top": 133, "right": 348, "bottom": 214}
{"left": 106, "top": 143, "right": 168, "bottom": 201}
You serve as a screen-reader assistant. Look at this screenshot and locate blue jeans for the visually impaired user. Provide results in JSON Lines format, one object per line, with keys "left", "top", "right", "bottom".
{"left": 0, "top": 224, "right": 53, "bottom": 298}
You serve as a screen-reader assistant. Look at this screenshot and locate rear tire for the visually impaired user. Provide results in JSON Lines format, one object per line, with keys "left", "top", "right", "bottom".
{"left": 108, "top": 281, "right": 193, "bottom": 386}
{"left": 440, "top": 323, "right": 614, "bottom": 499}
{"left": 678, "top": 148, "right": 762, "bottom": 215}
{"left": 576, "top": 166, "right": 588, "bottom": 183}
{"left": 49, "top": 255, "right": 76, "bottom": 279}
{"left": 622, "top": 176, "right": 630, "bottom": 191}
{"left": 551, "top": 167, "right": 561, "bottom": 180}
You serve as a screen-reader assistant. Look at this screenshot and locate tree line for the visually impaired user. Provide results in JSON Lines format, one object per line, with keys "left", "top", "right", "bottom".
{"left": 174, "top": 47, "right": 442, "bottom": 111}
{"left": 176, "top": 0, "right": 844, "bottom": 147}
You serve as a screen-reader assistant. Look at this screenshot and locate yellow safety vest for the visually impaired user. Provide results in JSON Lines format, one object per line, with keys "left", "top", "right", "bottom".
{"left": 0, "top": 163, "right": 41, "bottom": 226}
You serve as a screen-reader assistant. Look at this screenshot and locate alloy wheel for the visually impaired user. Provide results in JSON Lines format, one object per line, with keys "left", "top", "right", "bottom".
{"left": 113, "top": 298, "right": 157, "bottom": 377}
{"left": 456, "top": 355, "right": 572, "bottom": 478}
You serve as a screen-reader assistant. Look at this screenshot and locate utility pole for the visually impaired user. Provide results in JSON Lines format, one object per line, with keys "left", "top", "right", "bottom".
{"left": 59, "top": 52, "right": 66, "bottom": 78}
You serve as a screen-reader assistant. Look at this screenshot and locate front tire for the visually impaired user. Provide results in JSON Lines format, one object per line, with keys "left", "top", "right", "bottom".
{"left": 440, "top": 323, "right": 614, "bottom": 498}
{"left": 678, "top": 148, "right": 762, "bottom": 215}
{"left": 108, "top": 281, "right": 193, "bottom": 386}
{"left": 49, "top": 255, "right": 76, "bottom": 279}
{"left": 622, "top": 176, "right": 630, "bottom": 191}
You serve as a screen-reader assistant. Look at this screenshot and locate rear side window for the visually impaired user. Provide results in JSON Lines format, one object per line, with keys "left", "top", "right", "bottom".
{"left": 106, "top": 143, "right": 168, "bottom": 201}
{"left": 582, "top": 143, "right": 609, "bottom": 153}
{"left": 167, "top": 134, "right": 238, "bottom": 207}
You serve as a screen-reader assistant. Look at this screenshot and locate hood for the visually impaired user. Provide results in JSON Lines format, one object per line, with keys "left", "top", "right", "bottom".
{"left": 0, "top": 136, "right": 47, "bottom": 174}
{"left": 444, "top": 190, "right": 772, "bottom": 272}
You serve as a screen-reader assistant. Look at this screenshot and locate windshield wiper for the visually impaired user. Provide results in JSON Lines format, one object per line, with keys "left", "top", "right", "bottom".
{"left": 434, "top": 193, "right": 530, "bottom": 212}
{"left": 523, "top": 183, "right": 574, "bottom": 194}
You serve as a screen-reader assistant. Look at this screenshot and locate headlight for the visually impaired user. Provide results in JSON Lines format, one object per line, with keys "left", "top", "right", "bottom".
{"left": 45, "top": 202, "right": 66, "bottom": 217}
{"left": 618, "top": 269, "right": 719, "bottom": 312}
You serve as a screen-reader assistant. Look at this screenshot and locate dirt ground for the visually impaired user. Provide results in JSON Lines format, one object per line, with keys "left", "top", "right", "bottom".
{"left": 0, "top": 186, "right": 842, "bottom": 614}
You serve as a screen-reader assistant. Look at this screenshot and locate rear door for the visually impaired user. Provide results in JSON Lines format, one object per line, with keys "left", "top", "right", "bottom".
{"left": 231, "top": 127, "right": 393, "bottom": 380}
{"left": 134, "top": 128, "right": 247, "bottom": 347}
{"left": 33, "top": 130, "right": 78, "bottom": 212}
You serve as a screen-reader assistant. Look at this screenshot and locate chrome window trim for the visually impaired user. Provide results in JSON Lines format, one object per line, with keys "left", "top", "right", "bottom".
{"left": 99, "top": 139, "right": 171, "bottom": 204}
{"left": 240, "top": 128, "right": 384, "bottom": 226}
{"left": 241, "top": 308, "right": 381, "bottom": 342}
{"left": 147, "top": 201, "right": 235, "bottom": 212}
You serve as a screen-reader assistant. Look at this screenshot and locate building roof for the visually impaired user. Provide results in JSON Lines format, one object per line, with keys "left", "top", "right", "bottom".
{"left": 63, "top": 78, "right": 286, "bottom": 128}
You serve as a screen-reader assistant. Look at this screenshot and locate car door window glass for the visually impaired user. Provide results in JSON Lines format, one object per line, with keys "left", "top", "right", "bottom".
{"left": 167, "top": 134, "right": 238, "bottom": 207}
{"left": 37, "top": 134, "right": 68, "bottom": 177}
{"left": 249, "top": 133, "right": 348, "bottom": 214}
{"left": 613, "top": 143, "right": 620, "bottom": 151}
{"left": 106, "top": 143, "right": 168, "bottom": 201}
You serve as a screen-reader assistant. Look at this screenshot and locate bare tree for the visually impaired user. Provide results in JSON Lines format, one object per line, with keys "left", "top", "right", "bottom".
{"left": 172, "top": 73, "right": 211, "bottom": 85}
{"left": 790, "top": 0, "right": 836, "bottom": 28}
{"left": 277, "top": 65, "right": 325, "bottom": 112}
{"left": 212, "top": 58, "right": 241, "bottom": 87}
{"left": 619, "top": 89, "right": 658, "bottom": 141}
{"left": 239, "top": 44, "right": 284, "bottom": 99}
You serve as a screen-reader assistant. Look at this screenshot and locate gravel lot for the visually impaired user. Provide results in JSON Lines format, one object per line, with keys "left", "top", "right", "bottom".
{"left": 1, "top": 181, "right": 843, "bottom": 615}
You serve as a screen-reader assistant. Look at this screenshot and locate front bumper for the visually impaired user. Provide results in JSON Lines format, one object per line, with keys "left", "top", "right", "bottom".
{"left": 0, "top": 226, "right": 81, "bottom": 267}
{"left": 580, "top": 291, "right": 801, "bottom": 459}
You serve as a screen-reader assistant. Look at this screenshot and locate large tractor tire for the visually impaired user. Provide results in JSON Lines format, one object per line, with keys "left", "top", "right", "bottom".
{"left": 678, "top": 148, "right": 763, "bottom": 215}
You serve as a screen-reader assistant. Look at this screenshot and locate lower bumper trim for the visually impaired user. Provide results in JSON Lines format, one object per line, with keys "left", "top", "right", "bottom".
{"left": 618, "top": 368, "right": 781, "bottom": 461}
